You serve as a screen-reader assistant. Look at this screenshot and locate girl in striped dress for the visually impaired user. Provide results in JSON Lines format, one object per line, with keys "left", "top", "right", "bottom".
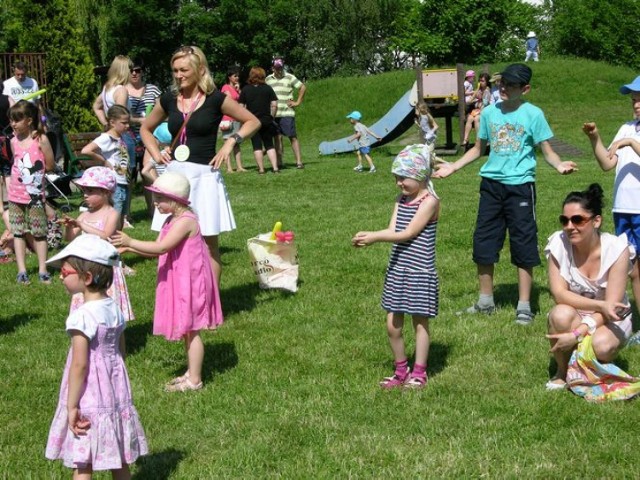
{"left": 352, "top": 145, "right": 440, "bottom": 389}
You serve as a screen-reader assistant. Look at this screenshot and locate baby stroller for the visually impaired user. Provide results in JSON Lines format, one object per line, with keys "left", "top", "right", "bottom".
{"left": 45, "top": 167, "right": 72, "bottom": 213}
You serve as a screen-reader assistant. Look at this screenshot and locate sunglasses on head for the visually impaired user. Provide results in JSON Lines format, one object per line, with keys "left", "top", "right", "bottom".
{"left": 174, "top": 45, "right": 195, "bottom": 55}
{"left": 130, "top": 67, "right": 143, "bottom": 74}
{"left": 559, "top": 214, "right": 594, "bottom": 227}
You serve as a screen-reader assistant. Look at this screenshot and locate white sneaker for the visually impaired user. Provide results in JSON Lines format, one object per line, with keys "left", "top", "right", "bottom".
{"left": 353, "top": 165, "right": 364, "bottom": 172}
{"left": 369, "top": 167, "right": 377, "bottom": 173}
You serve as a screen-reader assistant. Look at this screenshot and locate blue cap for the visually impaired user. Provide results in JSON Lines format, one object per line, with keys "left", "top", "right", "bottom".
{"left": 620, "top": 76, "right": 640, "bottom": 94}
{"left": 346, "top": 111, "right": 362, "bottom": 121}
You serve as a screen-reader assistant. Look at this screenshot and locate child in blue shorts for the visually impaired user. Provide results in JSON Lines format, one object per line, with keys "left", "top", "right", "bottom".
{"left": 435, "top": 63, "right": 577, "bottom": 324}
{"left": 346, "top": 111, "right": 382, "bottom": 173}
{"left": 583, "top": 75, "right": 640, "bottom": 313}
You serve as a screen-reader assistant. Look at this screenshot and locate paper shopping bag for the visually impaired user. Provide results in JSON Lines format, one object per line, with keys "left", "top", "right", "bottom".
{"left": 247, "top": 233, "right": 298, "bottom": 292}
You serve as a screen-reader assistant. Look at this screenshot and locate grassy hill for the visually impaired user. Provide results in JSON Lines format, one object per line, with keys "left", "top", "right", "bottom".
{"left": 2, "top": 57, "right": 640, "bottom": 477}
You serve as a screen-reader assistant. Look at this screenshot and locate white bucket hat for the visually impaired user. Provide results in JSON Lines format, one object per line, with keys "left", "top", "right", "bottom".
{"left": 145, "top": 172, "right": 191, "bottom": 205}
{"left": 47, "top": 234, "right": 121, "bottom": 268}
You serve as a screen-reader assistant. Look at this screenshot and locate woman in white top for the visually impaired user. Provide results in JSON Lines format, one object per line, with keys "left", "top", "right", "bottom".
{"left": 93, "top": 56, "right": 131, "bottom": 128}
{"left": 545, "top": 183, "right": 634, "bottom": 391}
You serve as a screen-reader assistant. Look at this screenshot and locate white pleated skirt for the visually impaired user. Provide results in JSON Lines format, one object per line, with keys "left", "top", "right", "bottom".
{"left": 151, "top": 161, "right": 236, "bottom": 235}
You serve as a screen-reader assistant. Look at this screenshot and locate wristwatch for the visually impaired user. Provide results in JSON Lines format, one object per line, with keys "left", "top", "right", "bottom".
{"left": 231, "top": 133, "right": 244, "bottom": 144}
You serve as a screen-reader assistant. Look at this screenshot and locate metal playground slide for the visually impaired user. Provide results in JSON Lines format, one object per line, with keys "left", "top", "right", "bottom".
{"left": 318, "top": 83, "right": 418, "bottom": 156}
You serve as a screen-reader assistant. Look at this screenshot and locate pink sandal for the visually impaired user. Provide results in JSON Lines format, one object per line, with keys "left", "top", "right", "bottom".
{"left": 379, "top": 367, "right": 410, "bottom": 389}
{"left": 403, "top": 374, "right": 427, "bottom": 389}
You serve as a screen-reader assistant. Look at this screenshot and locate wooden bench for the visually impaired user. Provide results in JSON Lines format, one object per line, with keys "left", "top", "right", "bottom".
{"left": 63, "top": 132, "right": 102, "bottom": 176}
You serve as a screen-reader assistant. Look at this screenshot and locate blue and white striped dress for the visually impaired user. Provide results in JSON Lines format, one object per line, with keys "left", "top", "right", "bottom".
{"left": 381, "top": 194, "right": 439, "bottom": 316}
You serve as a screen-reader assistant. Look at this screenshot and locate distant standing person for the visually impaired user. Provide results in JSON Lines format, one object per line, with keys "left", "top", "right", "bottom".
{"left": 525, "top": 31, "right": 540, "bottom": 62}
{"left": 93, "top": 55, "right": 131, "bottom": 129}
{"left": 266, "top": 56, "right": 306, "bottom": 169}
{"left": 3, "top": 61, "right": 40, "bottom": 106}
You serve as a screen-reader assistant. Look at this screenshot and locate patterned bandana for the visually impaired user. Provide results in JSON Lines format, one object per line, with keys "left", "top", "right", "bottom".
{"left": 391, "top": 145, "right": 431, "bottom": 181}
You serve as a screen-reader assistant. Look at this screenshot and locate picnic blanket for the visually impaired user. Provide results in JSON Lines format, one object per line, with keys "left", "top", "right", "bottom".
{"left": 567, "top": 334, "right": 640, "bottom": 402}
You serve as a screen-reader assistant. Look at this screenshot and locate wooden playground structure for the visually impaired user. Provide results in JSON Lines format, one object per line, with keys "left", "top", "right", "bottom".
{"left": 415, "top": 64, "right": 487, "bottom": 153}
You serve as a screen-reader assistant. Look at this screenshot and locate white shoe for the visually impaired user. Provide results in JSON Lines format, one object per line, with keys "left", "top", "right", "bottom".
{"left": 353, "top": 165, "right": 363, "bottom": 172}
{"left": 369, "top": 167, "right": 377, "bottom": 173}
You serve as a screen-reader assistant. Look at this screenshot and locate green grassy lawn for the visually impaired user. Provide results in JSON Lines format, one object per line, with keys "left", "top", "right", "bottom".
{"left": 2, "top": 57, "right": 640, "bottom": 478}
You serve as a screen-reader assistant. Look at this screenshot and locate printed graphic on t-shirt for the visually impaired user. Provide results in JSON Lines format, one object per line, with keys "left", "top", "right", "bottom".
{"left": 16, "top": 152, "right": 45, "bottom": 205}
{"left": 490, "top": 122, "right": 526, "bottom": 154}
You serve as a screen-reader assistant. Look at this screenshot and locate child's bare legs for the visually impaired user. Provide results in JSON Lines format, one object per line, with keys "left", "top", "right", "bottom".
{"left": 14, "top": 236, "right": 27, "bottom": 273}
{"left": 380, "top": 312, "right": 410, "bottom": 388}
{"left": 354, "top": 151, "right": 363, "bottom": 167}
{"left": 33, "top": 237, "right": 48, "bottom": 275}
{"left": 386, "top": 312, "right": 406, "bottom": 361}
{"left": 412, "top": 315, "right": 430, "bottom": 368}
{"left": 73, "top": 464, "right": 130, "bottom": 480}
{"left": 547, "top": 304, "right": 578, "bottom": 385}
{"left": 463, "top": 114, "right": 474, "bottom": 144}
{"left": 185, "top": 331, "right": 204, "bottom": 385}
{"left": 630, "top": 260, "right": 640, "bottom": 314}
{"left": 233, "top": 144, "right": 246, "bottom": 171}
{"left": 364, "top": 153, "right": 375, "bottom": 170}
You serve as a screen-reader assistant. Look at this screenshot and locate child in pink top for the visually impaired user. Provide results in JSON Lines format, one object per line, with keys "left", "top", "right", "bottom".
{"left": 8, "top": 100, "right": 55, "bottom": 284}
{"left": 111, "top": 172, "right": 223, "bottom": 392}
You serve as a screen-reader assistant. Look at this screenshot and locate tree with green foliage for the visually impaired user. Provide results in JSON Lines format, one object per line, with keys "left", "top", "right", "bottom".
{"left": 547, "top": 0, "right": 640, "bottom": 70}
{"left": 6, "top": 0, "right": 99, "bottom": 132}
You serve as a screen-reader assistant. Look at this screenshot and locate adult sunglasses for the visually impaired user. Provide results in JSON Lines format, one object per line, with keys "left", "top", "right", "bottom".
{"left": 559, "top": 214, "right": 594, "bottom": 227}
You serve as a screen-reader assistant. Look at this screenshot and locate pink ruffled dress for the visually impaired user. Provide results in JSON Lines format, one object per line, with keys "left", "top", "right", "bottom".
{"left": 154, "top": 211, "right": 223, "bottom": 340}
{"left": 46, "top": 298, "right": 147, "bottom": 470}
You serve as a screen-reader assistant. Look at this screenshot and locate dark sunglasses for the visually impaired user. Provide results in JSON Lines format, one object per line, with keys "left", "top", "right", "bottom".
{"left": 559, "top": 214, "right": 594, "bottom": 227}
{"left": 130, "top": 67, "right": 143, "bottom": 74}
{"left": 501, "top": 81, "right": 524, "bottom": 89}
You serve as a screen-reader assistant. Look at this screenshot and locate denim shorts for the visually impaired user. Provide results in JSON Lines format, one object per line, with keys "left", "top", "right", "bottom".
{"left": 274, "top": 117, "right": 297, "bottom": 138}
{"left": 113, "top": 184, "right": 129, "bottom": 217}
{"left": 358, "top": 146, "right": 371, "bottom": 155}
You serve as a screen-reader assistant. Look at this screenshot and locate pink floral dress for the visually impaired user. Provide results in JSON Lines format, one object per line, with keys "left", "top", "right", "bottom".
{"left": 45, "top": 298, "right": 147, "bottom": 470}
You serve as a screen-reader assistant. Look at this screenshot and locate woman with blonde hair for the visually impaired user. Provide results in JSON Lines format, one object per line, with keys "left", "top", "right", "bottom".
{"left": 93, "top": 55, "right": 132, "bottom": 128}
{"left": 140, "top": 46, "right": 260, "bottom": 281}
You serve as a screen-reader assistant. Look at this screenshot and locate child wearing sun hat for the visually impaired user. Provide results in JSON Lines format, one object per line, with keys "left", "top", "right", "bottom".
{"left": 111, "top": 172, "right": 223, "bottom": 392}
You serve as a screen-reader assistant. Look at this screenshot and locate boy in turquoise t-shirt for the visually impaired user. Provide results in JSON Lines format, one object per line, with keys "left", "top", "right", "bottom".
{"left": 435, "top": 63, "right": 577, "bottom": 324}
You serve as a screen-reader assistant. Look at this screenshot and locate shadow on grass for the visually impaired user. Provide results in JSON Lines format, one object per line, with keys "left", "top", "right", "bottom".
{"left": 0, "top": 313, "right": 32, "bottom": 335}
{"left": 220, "top": 281, "right": 298, "bottom": 316}
{"left": 200, "top": 341, "right": 238, "bottom": 383}
{"left": 494, "top": 282, "right": 545, "bottom": 314}
{"left": 125, "top": 321, "right": 151, "bottom": 357}
{"left": 133, "top": 447, "right": 184, "bottom": 480}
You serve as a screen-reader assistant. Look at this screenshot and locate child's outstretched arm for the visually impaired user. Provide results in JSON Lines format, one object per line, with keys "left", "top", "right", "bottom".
{"left": 582, "top": 122, "right": 616, "bottom": 171}
{"left": 67, "top": 331, "right": 90, "bottom": 436}
{"left": 365, "top": 127, "right": 382, "bottom": 141}
{"left": 353, "top": 195, "right": 438, "bottom": 246}
{"left": 111, "top": 215, "right": 197, "bottom": 255}
{"left": 539, "top": 140, "right": 577, "bottom": 174}
{"left": 433, "top": 140, "right": 486, "bottom": 178}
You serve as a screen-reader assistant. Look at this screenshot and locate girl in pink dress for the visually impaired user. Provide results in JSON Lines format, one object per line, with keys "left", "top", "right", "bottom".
{"left": 60, "top": 167, "right": 134, "bottom": 321}
{"left": 111, "top": 172, "right": 223, "bottom": 392}
{"left": 45, "top": 234, "right": 147, "bottom": 478}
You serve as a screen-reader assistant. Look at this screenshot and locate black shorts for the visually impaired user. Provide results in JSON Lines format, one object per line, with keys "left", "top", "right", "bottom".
{"left": 251, "top": 122, "right": 277, "bottom": 151}
{"left": 274, "top": 117, "right": 297, "bottom": 138}
{"left": 472, "top": 177, "right": 541, "bottom": 268}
